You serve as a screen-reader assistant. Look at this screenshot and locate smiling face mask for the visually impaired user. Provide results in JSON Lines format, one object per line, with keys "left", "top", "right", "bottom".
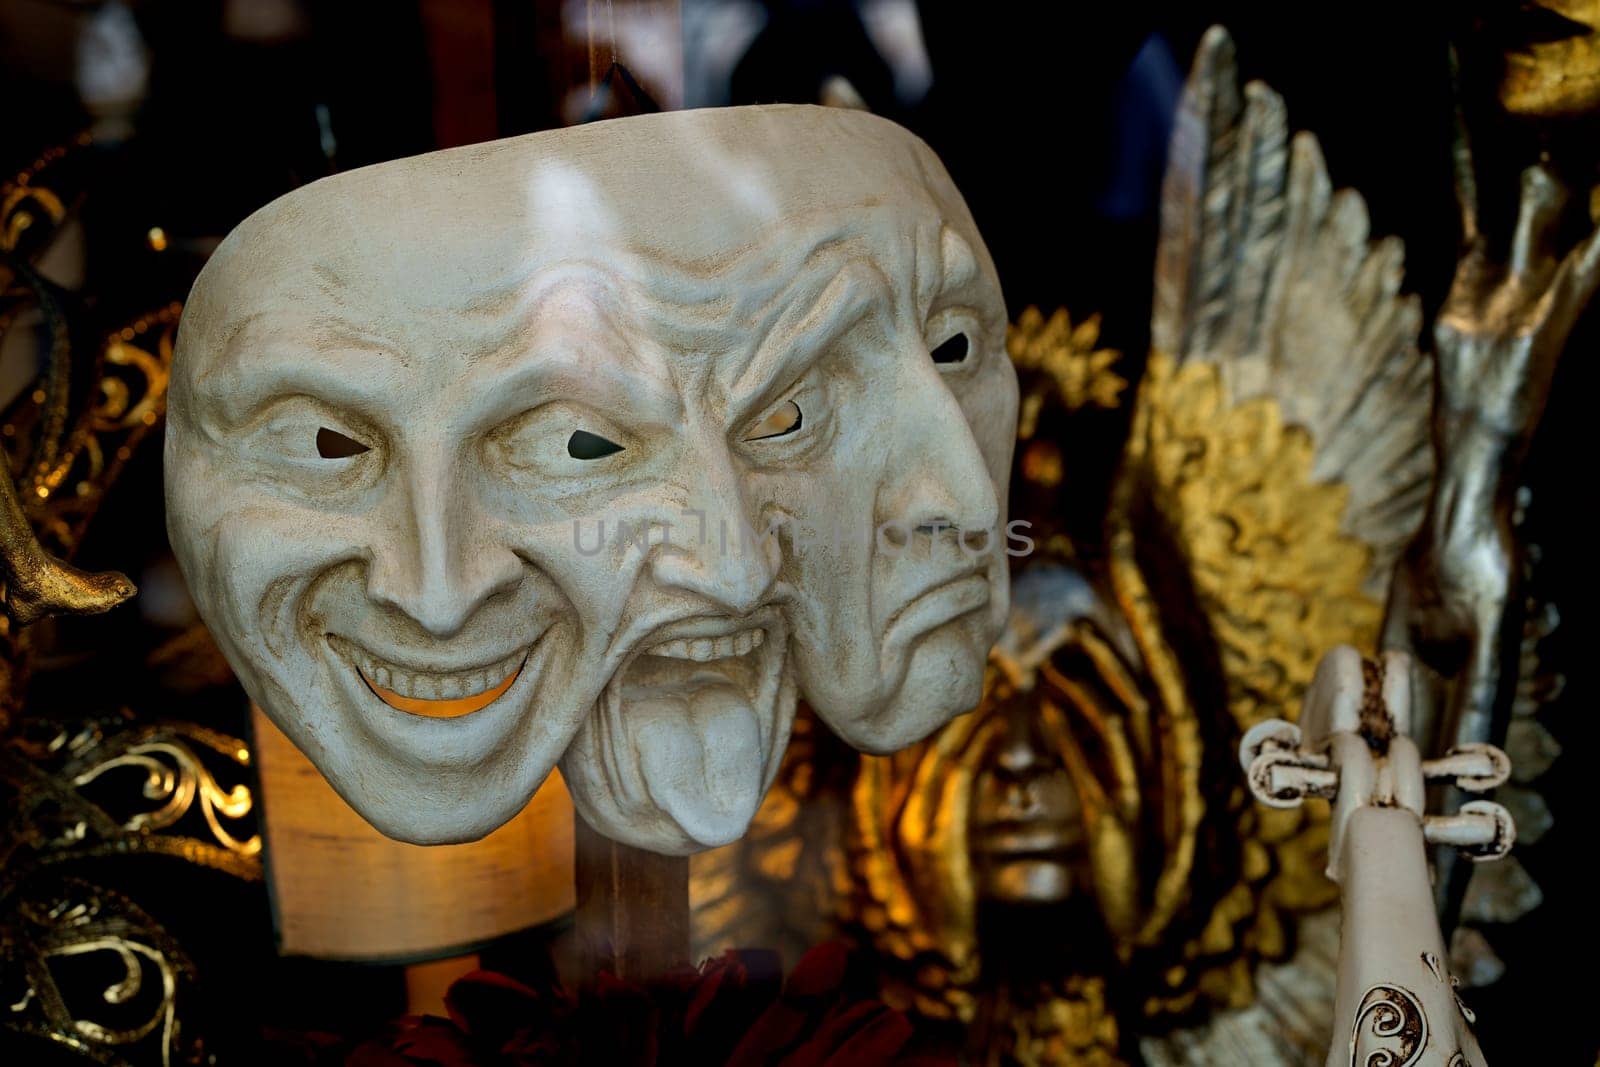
{"left": 165, "top": 105, "right": 1015, "bottom": 852}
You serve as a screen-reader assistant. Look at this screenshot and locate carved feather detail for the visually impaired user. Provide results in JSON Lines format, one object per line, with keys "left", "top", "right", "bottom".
{"left": 1103, "top": 23, "right": 1439, "bottom": 1016}
{"left": 1152, "top": 25, "right": 1434, "bottom": 596}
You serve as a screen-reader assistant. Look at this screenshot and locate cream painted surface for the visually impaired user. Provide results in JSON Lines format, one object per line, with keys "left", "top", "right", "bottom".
{"left": 1242, "top": 648, "right": 1513, "bottom": 1066}
{"left": 166, "top": 105, "right": 1016, "bottom": 852}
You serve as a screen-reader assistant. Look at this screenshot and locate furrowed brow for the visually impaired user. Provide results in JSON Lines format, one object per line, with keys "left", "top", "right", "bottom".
{"left": 466, "top": 277, "right": 683, "bottom": 429}
{"left": 473, "top": 344, "right": 682, "bottom": 431}
{"left": 199, "top": 346, "right": 407, "bottom": 431}
{"left": 731, "top": 257, "right": 885, "bottom": 411}
{"left": 914, "top": 223, "right": 983, "bottom": 315}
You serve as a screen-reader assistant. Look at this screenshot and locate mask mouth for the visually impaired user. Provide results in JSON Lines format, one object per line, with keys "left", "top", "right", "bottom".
{"left": 629, "top": 619, "right": 771, "bottom": 696}
{"left": 970, "top": 815, "right": 1085, "bottom": 861}
{"left": 881, "top": 564, "right": 993, "bottom": 663}
{"left": 970, "top": 799, "right": 1086, "bottom": 906}
{"left": 971, "top": 772, "right": 1084, "bottom": 858}
{"left": 595, "top": 607, "right": 790, "bottom": 849}
{"left": 329, "top": 635, "right": 531, "bottom": 718}
{"left": 644, "top": 627, "right": 766, "bottom": 662}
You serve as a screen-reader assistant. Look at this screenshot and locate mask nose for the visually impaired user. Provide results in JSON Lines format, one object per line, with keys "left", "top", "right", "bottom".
{"left": 365, "top": 459, "right": 524, "bottom": 637}
{"left": 877, "top": 365, "right": 1001, "bottom": 550}
{"left": 648, "top": 447, "right": 778, "bottom": 617}
{"left": 994, "top": 696, "right": 1067, "bottom": 781}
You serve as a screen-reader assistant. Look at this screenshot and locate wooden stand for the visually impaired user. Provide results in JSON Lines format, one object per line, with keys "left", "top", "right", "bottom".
{"left": 574, "top": 815, "right": 689, "bottom": 982}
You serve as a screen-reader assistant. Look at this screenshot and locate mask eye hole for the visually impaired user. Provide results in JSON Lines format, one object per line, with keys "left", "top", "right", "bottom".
{"left": 745, "top": 399, "right": 803, "bottom": 441}
{"left": 316, "top": 427, "right": 370, "bottom": 459}
{"left": 930, "top": 332, "right": 970, "bottom": 365}
{"left": 567, "top": 429, "right": 625, "bottom": 460}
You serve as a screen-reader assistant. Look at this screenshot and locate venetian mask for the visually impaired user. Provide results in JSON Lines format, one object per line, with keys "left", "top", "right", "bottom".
{"left": 970, "top": 566, "right": 1116, "bottom": 908}
{"left": 970, "top": 693, "right": 1086, "bottom": 906}
{"left": 828, "top": 564, "right": 1138, "bottom": 1011}
{"left": 1486, "top": 0, "right": 1600, "bottom": 119}
{"left": 165, "top": 105, "right": 1015, "bottom": 852}
{"left": 761, "top": 207, "right": 1017, "bottom": 758}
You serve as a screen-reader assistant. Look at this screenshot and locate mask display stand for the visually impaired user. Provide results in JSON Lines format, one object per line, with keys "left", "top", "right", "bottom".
{"left": 575, "top": 819, "right": 690, "bottom": 981}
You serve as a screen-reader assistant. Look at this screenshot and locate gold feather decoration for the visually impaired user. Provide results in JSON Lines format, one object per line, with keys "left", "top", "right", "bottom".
{"left": 1010, "top": 307, "right": 1128, "bottom": 434}
{"left": 1108, "top": 24, "right": 1434, "bottom": 1029}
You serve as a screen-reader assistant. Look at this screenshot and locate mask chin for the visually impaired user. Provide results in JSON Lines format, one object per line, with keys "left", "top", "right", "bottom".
{"left": 562, "top": 611, "right": 795, "bottom": 854}
{"left": 801, "top": 606, "right": 997, "bottom": 755}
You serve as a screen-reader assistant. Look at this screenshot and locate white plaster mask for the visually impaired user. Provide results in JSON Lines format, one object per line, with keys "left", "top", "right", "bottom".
{"left": 165, "top": 104, "right": 1016, "bottom": 853}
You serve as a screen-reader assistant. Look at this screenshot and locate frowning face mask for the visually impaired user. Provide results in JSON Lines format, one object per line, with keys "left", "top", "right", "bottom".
{"left": 165, "top": 105, "right": 1015, "bottom": 852}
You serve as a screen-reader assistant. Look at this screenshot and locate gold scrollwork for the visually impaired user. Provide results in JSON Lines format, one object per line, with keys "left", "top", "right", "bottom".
{"left": 1, "top": 135, "right": 246, "bottom": 1067}
{"left": 8, "top": 717, "right": 263, "bottom": 871}
{"left": 72, "top": 737, "right": 261, "bottom": 860}
{"left": 4, "top": 877, "right": 196, "bottom": 1067}
{"left": 3, "top": 718, "right": 261, "bottom": 1064}
{"left": 18, "top": 305, "right": 179, "bottom": 559}
{"left": 48, "top": 937, "right": 178, "bottom": 1049}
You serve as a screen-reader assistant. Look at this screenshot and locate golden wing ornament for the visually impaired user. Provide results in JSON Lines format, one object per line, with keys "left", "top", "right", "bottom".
{"left": 1111, "top": 20, "right": 1436, "bottom": 1044}
{"left": 1146, "top": 24, "right": 1433, "bottom": 599}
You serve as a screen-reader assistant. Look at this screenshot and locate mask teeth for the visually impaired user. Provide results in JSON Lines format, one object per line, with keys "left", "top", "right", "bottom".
{"left": 647, "top": 628, "right": 766, "bottom": 662}
{"left": 344, "top": 640, "right": 526, "bottom": 700}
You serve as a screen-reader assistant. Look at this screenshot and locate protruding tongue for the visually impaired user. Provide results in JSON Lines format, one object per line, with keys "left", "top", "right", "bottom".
{"left": 636, "top": 680, "right": 765, "bottom": 848}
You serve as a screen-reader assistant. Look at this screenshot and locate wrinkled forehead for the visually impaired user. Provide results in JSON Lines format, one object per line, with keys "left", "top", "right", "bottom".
{"left": 176, "top": 105, "right": 996, "bottom": 385}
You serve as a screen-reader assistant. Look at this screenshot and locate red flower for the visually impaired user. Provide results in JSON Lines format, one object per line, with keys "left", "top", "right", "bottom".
{"left": 726, "top": 943, "right": 938, "bottom": 1067}
{"left": 574, "top": 970, "right": 660, "bottom": 1065}
{"left": 338, "top": 942, "right": 949, "bottom": 1067}
{"left": 352, "top": 1016, "right": 483, "bottom": 1066}
{"left": 447, "top": 970, "right": 576, "bottom": 1050}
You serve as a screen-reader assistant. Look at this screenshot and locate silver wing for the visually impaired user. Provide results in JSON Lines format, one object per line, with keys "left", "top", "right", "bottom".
{"left": 1152, "top": 25, "right": 1434, "bottom": 596}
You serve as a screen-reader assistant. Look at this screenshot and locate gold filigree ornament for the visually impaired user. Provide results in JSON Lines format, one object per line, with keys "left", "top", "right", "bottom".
{"left": 0, "top": 142, "right": 173, "bottom": 632}
{"left": 17, "top": 304, "right": 178, "bottom": 559}
{"left": 2, "top": 715, "right": 263, "bottom": 1065}
{"left": 3, "top": 875, "right": 195, "bottom": 1064}
{"left": 0, "top": 139, "right": 77, "bottom": 254}
{"left": 1, "top": 137, "right": 260, "bottom": 1066}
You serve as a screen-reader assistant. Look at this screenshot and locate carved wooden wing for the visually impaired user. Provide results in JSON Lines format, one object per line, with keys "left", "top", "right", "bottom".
{"left": 1149, "top": 25, "right": 1434, "bottom": 599}
{"left": 1098, "top": 23, "right": 1437, "bottom": 1019}
{"left": 1112, "top": 19, "right": 1439, "bottom": 769}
